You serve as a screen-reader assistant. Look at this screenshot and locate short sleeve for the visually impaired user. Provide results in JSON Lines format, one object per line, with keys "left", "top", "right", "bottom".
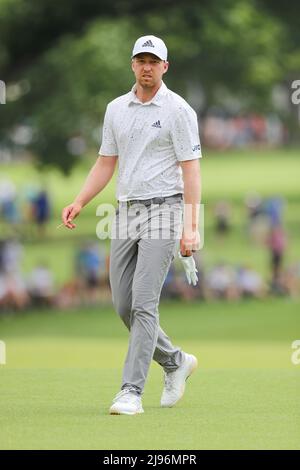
{"left": 170, "top": 105, "right": 202, "bottom": 161}
{"left": 98, "top": 104, "right": 118, "bottom": 156}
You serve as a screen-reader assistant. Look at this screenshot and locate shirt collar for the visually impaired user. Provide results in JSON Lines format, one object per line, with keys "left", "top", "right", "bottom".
{"left": 128, "top": 81, "right": 168, "bottom": 107}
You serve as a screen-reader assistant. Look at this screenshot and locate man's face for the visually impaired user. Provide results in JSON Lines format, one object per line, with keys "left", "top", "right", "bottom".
{"left": 131, "top": 53, "right": 169, "bottom": 88}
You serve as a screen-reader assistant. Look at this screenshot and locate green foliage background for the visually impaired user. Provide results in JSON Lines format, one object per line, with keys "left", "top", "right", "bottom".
{"left": 1, "top": 0, "right": 299, "bottom": 173}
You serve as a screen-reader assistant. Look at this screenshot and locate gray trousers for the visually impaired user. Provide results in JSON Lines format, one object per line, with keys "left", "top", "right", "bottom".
{"left": 109, "top": 196, "right": 185, "bottom": 394}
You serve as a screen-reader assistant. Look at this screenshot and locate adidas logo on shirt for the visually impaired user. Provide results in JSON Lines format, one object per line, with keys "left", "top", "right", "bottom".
{"left": 142, "top": 40, "right": 155, "bottom": 48}
{"left": 152, "top": 120, "right": 161, "bottom": 128}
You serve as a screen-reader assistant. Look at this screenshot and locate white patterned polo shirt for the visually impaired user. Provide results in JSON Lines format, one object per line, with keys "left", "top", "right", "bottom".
{"left": 99, "top": 81, "right": 201, "bottom": 201}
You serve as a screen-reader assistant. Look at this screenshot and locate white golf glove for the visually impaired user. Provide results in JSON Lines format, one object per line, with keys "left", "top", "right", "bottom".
{"left": 178, "top": 252, "right": 198, "bottom": 286}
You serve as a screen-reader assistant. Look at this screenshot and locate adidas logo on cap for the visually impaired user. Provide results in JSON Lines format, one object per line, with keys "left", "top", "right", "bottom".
{"left": 142, "top": 39, "right": 155, "bottom": 48}
{"left": 152, "top": 120, "right": 161, "bottom": 128}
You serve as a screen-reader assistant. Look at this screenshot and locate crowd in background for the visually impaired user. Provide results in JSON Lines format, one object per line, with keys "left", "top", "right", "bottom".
{"left": 201, "top": 113, "right": 287, "bottom": 149}
{"left": 0, "top": 236, "right": 299, "bottom": 313}
{"left": 0, "top": 113, "right": 289, "bottom": 168}
{"left": 0, "top": 178, "right": 51, "bottom": 239}
{"left": 1, "top": 187, "right": 299, "bottom": 312}
{"left": 0, "top": 238, "right": 111, "bottom": 311}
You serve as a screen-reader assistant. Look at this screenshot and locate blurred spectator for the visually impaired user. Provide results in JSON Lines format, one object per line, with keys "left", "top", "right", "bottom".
{"left": 267, "top": 224, "right": 287, "bottom": 278}
{"left": 1, "top": 237, "right": 23, "bottom": 274}
{"left": 266, "top": 223, "right": 287, "bottom": 294}
{"left": 4, "top": 272, "right": 30, "bottom": 310}
{"left": 0, "top": 273, "right": 28, "bottom": 311}
{"left": 206, "top": 263, "right": 239, "bottom": 300}
{"left": 236, "top": 265, "right": 266, "bottom": 298}
{"left": 76, "top": 242, "right": 106, "bottom": 284}
{"left": 33, "top": 189, "right": 51, "bottom": 237}
{"left": 0, "top": 273, "right": 7, "bottom": 309}
{"left": 245, "top": 192, "right": 269, "bottom": 244}
{"left": 75, "top": 242, "right": 109, "bottom": 304}
{"left": 55, "top": 279, "right": 81, "bottom": 310}
{"left": 0, "top": 178, "right": 16, "bottom": 214}
{"left": 1, "top": 195, "right": 19, "bottom": 226}
{"left": 27, "top": 263, "right": 55, "bottom": 307}
{"left": 214, "top": 200, "right": 231, "bottom": 238}
{"left": 0, "top": 237, "right": 29, "bottom": 311}
{"left": 281, "top": 263, "right": 300, "bottom": 298}
{"left": 0, "top": 239, "right": 5, "bottom": 272}
{"left": 264, "top": 196, "right": 284, "bottom": 227}
{"left": 245, "top": 192, "right": 263, "bottom": 222}
{"left": 0, "top": 178, "right": 21, "bottom": 233}
{"left": 20, "top": 184, "right": 39, "bottom": 240}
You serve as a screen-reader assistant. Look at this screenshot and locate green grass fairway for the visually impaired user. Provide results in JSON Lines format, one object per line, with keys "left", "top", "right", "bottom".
{"left": 1, "top": 299, "right": 299, "bottom": 449}
{"left": 1, "top": 149, "right": 299, "bottom": 449}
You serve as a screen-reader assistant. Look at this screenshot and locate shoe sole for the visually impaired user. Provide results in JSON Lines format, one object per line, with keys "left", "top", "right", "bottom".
{"left": 161, "top": 354, "right": 198, "bottom": 408}
{"left": 109, "top": 409, "right": 144, "bottom": 416}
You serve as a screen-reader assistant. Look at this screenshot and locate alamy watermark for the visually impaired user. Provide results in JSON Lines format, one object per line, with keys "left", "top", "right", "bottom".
{"left": 0, "top": 80, "right": 6, "bottom": 104}
{"left": 95, "top": 202, "right": 205, "bottom": 248}
{"left": 0, "top": 340, "right": 6, "bottom": 365}
{"left": 291, "top": 80, "right": 300, "bottom": 105}
{"left": 291, "top": 340, "right": 300, "bottom": 365}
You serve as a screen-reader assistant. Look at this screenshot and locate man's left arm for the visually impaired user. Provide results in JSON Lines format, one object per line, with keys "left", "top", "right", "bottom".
{"left": 180, "top": 159, "right": 201, "bottom": 256}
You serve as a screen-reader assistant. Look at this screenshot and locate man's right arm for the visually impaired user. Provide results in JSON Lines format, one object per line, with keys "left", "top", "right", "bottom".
{"left": 61, "top": 155, "right": 117, "bottom": 229}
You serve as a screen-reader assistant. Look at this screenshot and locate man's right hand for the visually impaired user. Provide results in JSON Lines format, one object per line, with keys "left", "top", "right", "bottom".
{"left": 61, "top": 202, "right": 82, "bottom": 229}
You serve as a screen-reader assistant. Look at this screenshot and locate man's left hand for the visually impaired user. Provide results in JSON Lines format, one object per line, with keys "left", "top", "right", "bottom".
{"left": 178, "top": 252, "right": 198, "bottom": 286}
{"left": 180, "top": 229, "right": 200, "bottom": 257}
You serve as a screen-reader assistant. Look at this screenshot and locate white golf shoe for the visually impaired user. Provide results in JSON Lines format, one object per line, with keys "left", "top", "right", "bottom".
{"left": 109, "top": 388, "right": 144, "bottom": 415}
{"left": 160, "top": 353, "right": 198, "bottom": 408}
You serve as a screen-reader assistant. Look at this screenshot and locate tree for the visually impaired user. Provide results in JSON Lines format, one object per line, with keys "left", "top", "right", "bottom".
{"left": 1, "top": 0, "right": 299, "bottom": 173}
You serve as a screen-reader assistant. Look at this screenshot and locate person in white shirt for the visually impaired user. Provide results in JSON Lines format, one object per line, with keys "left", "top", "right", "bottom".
{"left": 61, "top": 35, "right": 202, "bottom": 415}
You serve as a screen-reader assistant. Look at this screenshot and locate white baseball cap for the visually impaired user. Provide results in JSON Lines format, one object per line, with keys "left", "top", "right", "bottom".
{"left": 131, "top": 35, "right": 168, "bottom": 61}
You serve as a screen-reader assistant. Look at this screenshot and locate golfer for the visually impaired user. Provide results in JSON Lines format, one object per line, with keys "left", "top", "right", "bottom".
{"left": 61, "top": 35, "right": 202, "bottom": 415}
